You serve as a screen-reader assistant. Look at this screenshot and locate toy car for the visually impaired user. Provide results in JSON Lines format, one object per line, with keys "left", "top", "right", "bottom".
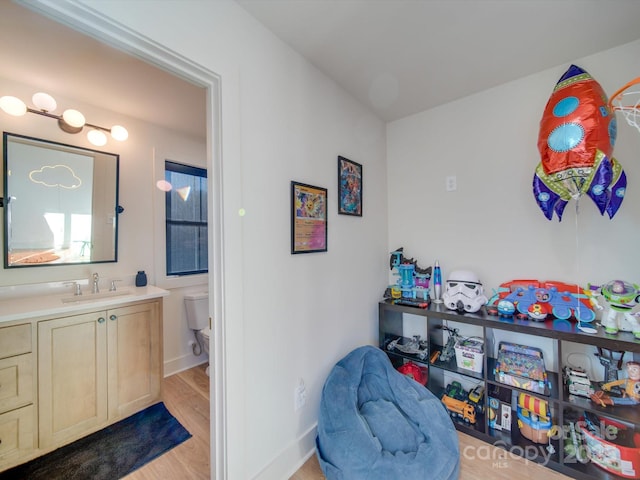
{"left": 563, "top": 366, "right": 595, "bottom": 398}
{"left": 445, "top": 381, "right": 466, "bottom": 400}
{"left": 386, "top": 335, "right": 429, "bottom": 360}
{"left": 468, "top": 385, "right": 484, "bottom": 404}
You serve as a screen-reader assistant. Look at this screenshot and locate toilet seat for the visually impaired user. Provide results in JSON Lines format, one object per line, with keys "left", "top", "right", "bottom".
{"left": 199, "top": 327, "right": 211, "bottom": 340}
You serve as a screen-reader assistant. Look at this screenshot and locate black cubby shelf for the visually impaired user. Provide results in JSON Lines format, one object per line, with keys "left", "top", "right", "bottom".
{"left": 379, "top": 300, "right": 640, "bottom": 480}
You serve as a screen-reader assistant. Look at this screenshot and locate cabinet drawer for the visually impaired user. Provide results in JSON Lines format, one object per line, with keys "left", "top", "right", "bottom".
{"left": 0, "top": 355, "right": 33, "bottom": 414}
{"left": 0, "top": 324, "right": 31, "bottom": 359}
{"left": 0, "top": 405, "right": 34, "bottom": 465}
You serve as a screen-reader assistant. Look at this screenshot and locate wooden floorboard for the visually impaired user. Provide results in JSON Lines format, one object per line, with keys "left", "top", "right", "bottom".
{"left": 123, "top": 364, "right": 571, "bottom": 480}
{"left": 124, "top": 363, "right": 210, "bottom": 480}
{"left": 290, "top": 432, "right": 573, "bottom": 480}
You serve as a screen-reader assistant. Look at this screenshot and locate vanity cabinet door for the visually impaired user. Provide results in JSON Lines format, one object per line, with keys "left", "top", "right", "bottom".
{"left": 107, "top": 300, "right": 162, "bottom": 419}
{"left": 38, "top": 311, "right": 108, "bottom": 448}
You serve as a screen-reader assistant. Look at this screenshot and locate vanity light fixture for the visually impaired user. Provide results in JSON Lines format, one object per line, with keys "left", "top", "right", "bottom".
{"left": 0, "top": 92, "right": 128, "bottom": 147}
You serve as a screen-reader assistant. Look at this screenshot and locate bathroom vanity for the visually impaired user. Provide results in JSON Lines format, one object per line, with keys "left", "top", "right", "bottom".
{"left": 0, "top": 285, "right": 168, "bottom": 471}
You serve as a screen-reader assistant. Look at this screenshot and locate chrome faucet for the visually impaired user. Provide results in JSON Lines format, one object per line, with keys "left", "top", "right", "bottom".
{"left": 92, "top": 273, "right": 100, "bottom": 294}
{"left": 64, "top": 281, "right": 82, "bottom": 296}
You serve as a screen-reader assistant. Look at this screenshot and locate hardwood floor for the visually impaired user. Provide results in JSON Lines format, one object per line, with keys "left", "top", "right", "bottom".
{"left": 290, "top": 432, "right": 572, "bottom": 480}
{"left": 124, "top": 363, "right": 210, "bottom": 480}
{"left": 126, "top": 365, "right": 570, "bottom": 480}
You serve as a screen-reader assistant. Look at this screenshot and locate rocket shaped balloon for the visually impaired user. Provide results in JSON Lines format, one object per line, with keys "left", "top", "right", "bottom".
{"left": 533, "top": 64, "right": 626, "bottom": 221}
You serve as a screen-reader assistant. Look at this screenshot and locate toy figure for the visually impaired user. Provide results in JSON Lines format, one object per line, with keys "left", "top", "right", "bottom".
{"left": 588, "top": 280, "right": 640, "bottom": 338}
{"left": 590, "top": 361, "right": 640, "bottom": 407}
{"left": 386, "top": 247, "right": 432, "bottom": 300}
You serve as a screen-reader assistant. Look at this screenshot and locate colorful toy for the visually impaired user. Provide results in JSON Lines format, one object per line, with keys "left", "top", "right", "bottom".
{"left": 495, "top": 342, "right": 550, "bottom": 396}
{"left": 397, "top": 361, "right": 428, "bottom": 386}
{"left": 442, "top": 270, "right": 488, "bottom": 313}
{"left": 386, "top": 247, "right": 431, "bottom": 301}
{"left": 590, "top": 361, "right": 640, "bottom": 407}
{"left": 488, "top": 279, "right": 595, "bottom": 323}
{"left": 441, "top": 394, "right": 477, "bottom": 424}
{"left": 432, "top": 260, "right": 443, "bottom": 304}
{"left": 468, "top": 385, "right": 484, "bottom": 405}
{"left": 563, "top": 366, "right": 595, "bottom": 398}
{"left": 587, "top": 280, "right": 640, "bottom": 338}
{"left": 440, "top": 381, "right": 483, "bottom": 425}
{"left": 444, "top": 381, "right": 466, "bottom": 401}
{"left": 579, "top": 411, "right": 640, "bottom": 479}
{"left": 533, "top": 64, "right": 626, "bottom": 221}
{"left": 517, "top": 393, "right": 552, "bottom": 444}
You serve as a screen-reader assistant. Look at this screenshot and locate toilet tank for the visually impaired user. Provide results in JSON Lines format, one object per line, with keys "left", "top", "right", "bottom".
{"left": 184, "top": 292, "right": 209, "bottom": 330}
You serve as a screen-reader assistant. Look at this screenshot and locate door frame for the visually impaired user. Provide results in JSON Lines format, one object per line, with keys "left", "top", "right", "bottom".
{"left": 17, "top": 1, "right": 228, "bottom": 478}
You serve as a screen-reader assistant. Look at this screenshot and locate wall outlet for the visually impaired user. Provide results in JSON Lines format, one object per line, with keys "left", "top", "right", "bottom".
{"left": 446, "top": 175, "right": 457, "bottom": 192}
{"left": 294, "top": 378, "right": 306, "bottom": 411}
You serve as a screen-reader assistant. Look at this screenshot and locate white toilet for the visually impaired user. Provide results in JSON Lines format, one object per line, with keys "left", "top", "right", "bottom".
{"left": 184, "top": 291, "right": 210, "bottom": 376}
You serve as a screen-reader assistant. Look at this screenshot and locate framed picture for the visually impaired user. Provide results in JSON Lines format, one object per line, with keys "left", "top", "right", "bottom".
{"left": 291, "top": 181, "right": 328, "bottom": 254}
{"left": 338, "top": 156, "right": 362, "bottom": 216}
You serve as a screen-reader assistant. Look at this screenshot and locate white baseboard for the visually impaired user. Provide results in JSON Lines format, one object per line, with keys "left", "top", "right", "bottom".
{"left": 164, "top": 353, "right": 209, "bottom": 377}
{"left": 252, "top": 423, "right": 318, "bottom": 480}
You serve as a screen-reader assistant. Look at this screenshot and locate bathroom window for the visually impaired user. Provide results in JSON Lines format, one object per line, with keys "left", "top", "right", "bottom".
{"left": 165, "top": 161, "right": 208, "bottom": 276}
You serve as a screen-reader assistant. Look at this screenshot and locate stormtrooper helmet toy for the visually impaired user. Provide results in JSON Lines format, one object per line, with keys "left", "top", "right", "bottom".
{"left": 442, "top": 270, "right": 488, "bottom": 313}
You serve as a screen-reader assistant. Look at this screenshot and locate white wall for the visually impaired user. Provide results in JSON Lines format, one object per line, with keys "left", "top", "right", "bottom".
{"left": 54, "top": 1, "right": 390, "bottom": 479}
{"left": 0, "top": 76, "right": 209, "bottom": 375}
{"left": 388, "top": 40, "right": 640, "bottom": 293}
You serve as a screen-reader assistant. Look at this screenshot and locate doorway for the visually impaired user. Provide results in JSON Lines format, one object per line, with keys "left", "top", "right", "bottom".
{"left": 7, "top": 2, "right": 226, "bottom": 478}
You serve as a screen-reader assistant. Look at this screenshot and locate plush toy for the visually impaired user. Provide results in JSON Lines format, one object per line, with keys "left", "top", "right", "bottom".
{"left": 588, "top": 280, "right": 640, "bottom": 338}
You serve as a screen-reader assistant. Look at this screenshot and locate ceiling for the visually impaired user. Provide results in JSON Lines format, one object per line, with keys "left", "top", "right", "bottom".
{"left": 2, "top": 0, "right": 640, "bottom": 136}
{"left": 0, "top": 1, "right": 207, "bottom": 140}
{"left": 237, "top": 0, "right": 640, "bottom": 122}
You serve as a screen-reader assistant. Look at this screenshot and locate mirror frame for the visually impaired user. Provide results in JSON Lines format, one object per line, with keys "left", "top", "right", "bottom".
{"left": 2, "top": 132, "right": 121, "bottom": 268}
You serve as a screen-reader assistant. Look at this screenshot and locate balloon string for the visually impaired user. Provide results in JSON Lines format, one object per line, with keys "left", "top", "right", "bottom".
{"left": 575, "top": 199, "right": 580, "bottom": 280}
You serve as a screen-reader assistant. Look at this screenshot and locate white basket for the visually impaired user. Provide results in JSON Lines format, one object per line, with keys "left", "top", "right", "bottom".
{"left": 454, "top": 337, "right": 484, "bottom": 373}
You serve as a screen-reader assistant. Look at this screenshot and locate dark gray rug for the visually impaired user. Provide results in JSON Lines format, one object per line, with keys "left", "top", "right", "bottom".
{"left": 0, "top": 402, "right": 191, "bottom": 480}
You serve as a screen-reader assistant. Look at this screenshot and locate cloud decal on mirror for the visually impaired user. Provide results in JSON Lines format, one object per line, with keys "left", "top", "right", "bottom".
{"left": 29, "top": 164, "right": 82, "bottom": 189}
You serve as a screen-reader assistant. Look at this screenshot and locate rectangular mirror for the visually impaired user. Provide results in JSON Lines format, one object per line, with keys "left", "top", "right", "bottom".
{"left": 2, "top": 132, "right": 120, "bottom": 267}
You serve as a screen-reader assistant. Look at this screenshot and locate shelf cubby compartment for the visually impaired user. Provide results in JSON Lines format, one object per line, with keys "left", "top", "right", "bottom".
{"left": 378, "top": 300, "right": 640, "bottom": 479}
{"left": 562, "top": 406, "right": 640, "bottom": 480}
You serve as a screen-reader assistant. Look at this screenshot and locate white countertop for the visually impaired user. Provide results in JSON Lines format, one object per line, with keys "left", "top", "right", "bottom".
{"left": 0, "top": 285, "right": 169, "bottom": 324}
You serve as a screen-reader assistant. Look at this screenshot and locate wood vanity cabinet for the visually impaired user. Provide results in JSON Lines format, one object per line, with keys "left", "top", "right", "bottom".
{"left": 0, "top": 323, "right": 36, "bottom": 470}
{"left": 38, "top": 299, "right": 162, "bottom": 449}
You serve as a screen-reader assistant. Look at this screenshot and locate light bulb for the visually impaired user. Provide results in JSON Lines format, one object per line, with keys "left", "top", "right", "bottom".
{"left": 87, "top": 129, "right": 107, "bottom": 146}
{"left": 110, "top": 125, "right": 128, "bottom": 141}
{"left": 62, "top": 109, "right": 85, "bottom": 128}
{"left": 0, "top": 96, "right": 27, "bottom": 116}
{"left": 32, "top": 92, "right": 57, "bottom": 112}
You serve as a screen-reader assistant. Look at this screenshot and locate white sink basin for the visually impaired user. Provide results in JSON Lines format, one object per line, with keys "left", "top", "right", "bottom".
{"left": 61, "top": 289, "right": 132, "bottom": 303}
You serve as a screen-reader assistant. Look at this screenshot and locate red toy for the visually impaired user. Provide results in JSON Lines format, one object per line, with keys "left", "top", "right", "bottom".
{"left": 397, "top": 361, "right": 428, "bottom": 386}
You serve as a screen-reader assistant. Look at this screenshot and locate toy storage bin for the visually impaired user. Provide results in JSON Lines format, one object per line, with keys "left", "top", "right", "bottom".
{"left": 454, "top": 337, "right": 484, "bottom": 373}
{"left": 579, "top": 412, "right": 640, "bottom": 479}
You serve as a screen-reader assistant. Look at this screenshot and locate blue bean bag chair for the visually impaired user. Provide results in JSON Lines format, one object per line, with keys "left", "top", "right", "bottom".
{"left": 316, "top": 345, "right": 460, "bottom": 480}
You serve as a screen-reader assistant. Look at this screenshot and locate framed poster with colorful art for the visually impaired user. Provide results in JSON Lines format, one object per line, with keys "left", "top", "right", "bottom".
{"left": 291, "top": 181, "right": 328, "bottom": 254}
{"left": 338, "top": 156, "right": 362, "bottom": 216}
